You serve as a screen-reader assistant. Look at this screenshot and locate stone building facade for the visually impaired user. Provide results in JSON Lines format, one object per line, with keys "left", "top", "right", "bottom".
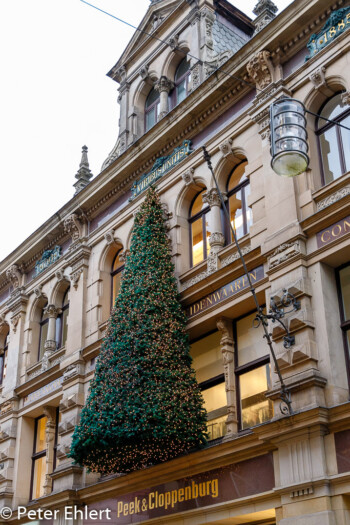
{"left": 1, "top": 0, "right": 350, "bottom": 523}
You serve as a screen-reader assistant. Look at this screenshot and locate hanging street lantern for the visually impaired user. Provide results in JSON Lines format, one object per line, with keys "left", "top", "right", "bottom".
{"left": 270, "top": 98, "right": 309, "bottom": 177}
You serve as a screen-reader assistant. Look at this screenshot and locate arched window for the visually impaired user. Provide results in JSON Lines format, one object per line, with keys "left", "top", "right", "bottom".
{"left": 38, "top": 303, "right": 49, "bottom": 360}
{"left": 145, "top": 88, "right": 160, "bottom": 131}
{"left": 316, "top": 93, "right": 350, "bottom": 185}
{"left": 56, "top": 288, "right": 70, "bottom": 349}
{"left": 111, "top": 250, "right": 124, "bottom": 306}
{"left": 0, "top": 333, "right": 8, "bottom": 385}
{"left": 189, "top": 189, "right": 211, "bottom": 267}
{"left": 174, "top": 58, "right": 191, "bottom": 105}
{"left": 226, "top": 161, "right": 252, "bottom": 242}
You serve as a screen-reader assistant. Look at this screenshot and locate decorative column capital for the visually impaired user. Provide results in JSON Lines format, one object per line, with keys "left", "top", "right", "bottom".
{"left": 246, "top": 50, "right": 274, "bottom": 91}
{"left": 154, "top": 76, "right": 174, "bottom": 94}
{"left": 203, "top": 188, "right": 225, "bottom": 208}
{"left": 209, "top": 232, "right": 225, "bottom": 249}
{"left": 43, "top": 304, "right": 61, "bottom": 319}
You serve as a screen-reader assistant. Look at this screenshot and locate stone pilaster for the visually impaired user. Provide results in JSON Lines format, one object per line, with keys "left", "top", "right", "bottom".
{"left": 42, "top": 406, "right": 57, "bottom": 496}
{"left": 154, "top": 76, "right": 174, "bottom": 119}
{"left": 203, "top": 189, "right": 225, "bottom": 273}
{"left": 216, "top": 318, "right": 237, "bottom": 437}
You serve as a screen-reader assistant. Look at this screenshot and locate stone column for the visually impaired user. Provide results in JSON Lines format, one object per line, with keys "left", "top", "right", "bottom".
{"left": 43, "top": 406, "right": 57, "bottom": 496}
{"left": 216, "top": 318, "right": 238, "bottom": 437}
{"left": 43, "top": 305, "right": 61, "bottom": 356}
{"left": 203, "top": 188, "right": 225, "bottom": 273}
{"left": 155, "top": 76, "right": 174, "bottom": 119}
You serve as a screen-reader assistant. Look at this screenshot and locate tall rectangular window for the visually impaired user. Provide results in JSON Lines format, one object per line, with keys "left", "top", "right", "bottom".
{"left": 191, "top": 331, "right": 227, "bottom": 441}
{"left": 336, "top": 263, "right": 350, "bottom": 386}
{"left": 31, "top": 416, "right": 47, "bottom": 500}
{"left": 235, "top": 312, "right": 274, "bottom": 430}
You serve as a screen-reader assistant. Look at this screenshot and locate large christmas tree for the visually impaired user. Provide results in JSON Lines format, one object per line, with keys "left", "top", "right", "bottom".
{"left": 69, "top": 186, "right": 207, "bottom": 474}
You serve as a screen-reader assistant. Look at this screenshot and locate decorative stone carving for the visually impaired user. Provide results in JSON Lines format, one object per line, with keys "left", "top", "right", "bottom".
{"left": 0, "top": 314, "right": 8, "bottom": 334}
{"left": 42, "top": 406, "right": 56, "bottom": 495}
{"left": 6, "top": 264, "right": 22, "bottom": 290}
{"left": 246, "top": 50, "right": 274, "bottom": 90}
{"left": 190, "top": 63, "right": 201, "bottom": 90}
{"left": 168, "top": 34, "right": 179, "bottom": 50}
{"left": 180, "top": 270, "right": 208, "bottom": 292}
{"left": 155, "top": 76, "right": 174, "bottom": 94}
{"left": 201, "top": 8, "right": 215, "bottom": 48}
{"left": 10, "top": 314, "right": 21, "bottom": 334}
{"left": 316, "top": 186, "right": 350, "bottom": 211}
{"left": 209, "top": 232, "right": 225, "bottom": 248}
{"left": 140, "top": 65, "right": 149, "bottom": 80}
{"left": 64, "top": 213, "right": 85, "bottom": 243}
{"left": 104, "top": 229, "right": 116, "bottom": 245}
{"left": 202, "top": 188, "right": 222, "bottom": 208}
{"left": 309, "top": 66, "right": 327, "bottom": 90}
{"left": 63, "top": 364, "right": 80, "bottom": 381}
{"left": 219, "top": 138, "right": 233, "bottom": 158}
{"left": 152, "top": 13, "right": 164, "bottom": 30}
{"left": 33, "top": 285, "right": 43, "bottom": 299}
{"left": 341, "top": 91, "right": 350, "bottom": 106}
{"left": 43, "top": 305, "right": 60, "bottom": 319}
{"left": 119, "top": 250, "right": 130, "bottom": 263}
{"left": 70, "top": 269, "right": 83, "bottom": 290}
{"left": 216, "top": 317, "right": 237, "bottom": 436}
{"left": 207, "top": 251, "right": 219, "bottom": 274}
{"left": 55, "top": 268, "right": 69, "bottom": 283}
{"left": 113, "top": 65, "right": 127, "bottom": 84}
{"left": 253, "top": 0, "right": 278, "bottom": 34}
{"left": 182, "top": 168, "right": 195, "bottom": 186}
{"left": 269, "top": 241, "right": 301, "bottom": 270}
{"left": 73, "top": 145, "right": 93, "bottom": 195}
{"left": 221, "top": 245, "right": 252, "bottom": 268}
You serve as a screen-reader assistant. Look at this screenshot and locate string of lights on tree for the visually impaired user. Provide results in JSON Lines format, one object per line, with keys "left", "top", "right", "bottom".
{"left": 69, "top": 187, "right": 207, "bottom": 474}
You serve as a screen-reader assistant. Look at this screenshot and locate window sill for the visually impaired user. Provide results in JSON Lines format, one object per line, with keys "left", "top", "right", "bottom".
{"left": 26, "top": 347, "right": 66, "bottom": 381}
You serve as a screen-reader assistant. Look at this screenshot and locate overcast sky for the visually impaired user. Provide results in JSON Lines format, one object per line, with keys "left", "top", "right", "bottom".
{"left": 0, "top": 0, "right": 292, "bottom": 263}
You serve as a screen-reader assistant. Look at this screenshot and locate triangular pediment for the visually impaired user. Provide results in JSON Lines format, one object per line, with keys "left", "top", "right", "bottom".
{"left": 108, "top": 0, "right": 183, "bottom": 81}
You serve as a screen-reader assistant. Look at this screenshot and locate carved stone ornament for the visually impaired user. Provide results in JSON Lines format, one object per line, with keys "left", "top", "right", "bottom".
{"left": 55, "top": 269, "right": 69, "bottom": 283}
{"left": 63, "top": 364, "right": 78, "bottom": 380}
{"left": 207, "top": 251, "right": 219, "bottom": 274}
{"left": 114, "top": 65, "right": 127, "bottom": 84}
{"left": 191, "top": 63, "right": 201, "bottom": 90}
{"left": 0, "top": 314, "right": 8, "bottom": 334}
{"left": 140, "top": 64, "right": 149, "bottom": 80}
{"left": 11, "top": 314, "right": 21, "bottom": 334}
{"left": 70, "top": 269, "right": 83, "bottom": 290}
{"left": 203, "top": 188, "right": 223, "bottom": 208}
{"left": 221, "top": 245, "right": 252, "bottom": 268}
{"left": 182, "top": 168, "right": 195, "bottom": 186}
{"left": 119, "top": 250, "right": 130, "bottom": 263}
{"left": 64, "top": 213, "right": 84, "bottom": 243}
{"left": 219, "top": 138, "right": 233, "bottom": 158}
{"left": 246, "top": 50, "right": 274, "bottom": 90}
{"left": 104, "top": 229, "right": 116, "bottom": 246}
{"left": 168, "top": 34, "right": 179, "bottom": 50}
{"left": 342, "top": 91, "right": 350, "bottom": 106}
{"left": 43, "top": 304, "right": 61, "bottom": 319}
{"left": 269, "top": 241, "right": 301, "bottom": 269}
{"left": 316, "top": 186, "right": 350, "bottom": 211}
{"left": 34, "top": 285, "right": 44, "bottom": 299}
{"left": 6, "top": 264, "right": 22, "bottom": 290}
{"left": 309, "top": 66, "right": 327, "bottom": 90}
{"left": 209, "top": 232, "right": 225, "bottom": 248}
{"left": 154, "top": 76, "right": 174, "bottom": 94}
{"left": 253, "top": 0, "right": 278, "bottom": 34}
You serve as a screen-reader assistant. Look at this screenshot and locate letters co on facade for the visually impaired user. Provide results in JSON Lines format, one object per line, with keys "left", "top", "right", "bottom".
{"left": 1, "top": 1, "right": 350, "bottom": 524}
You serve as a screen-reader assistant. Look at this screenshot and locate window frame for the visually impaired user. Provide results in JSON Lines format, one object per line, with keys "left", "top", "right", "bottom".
{"left": 111, "top": 249, "right": 125, "bottom": 307}
{"left": 189, "top": 190, "right": 210, "bottom": 267}
{"left": 335, "top": 262, "right": 350, "bottom": 389}
{"left": 316, "top": 92, "right": 350, "bottom": 186}
{"left": 38, "top": 304, "right": 49, "bottom": 361}
{"left": 56, "top": 289, "right": 70, "bottom": 350}
{"left": 225, "top": 161, "right": 251, "bottom": 244}
{"left": 145, "top": 88, "right": 160, "bottom": 132}
{"left": 30, "top": 415, "right": 47, "bottom": 501}
{"left": 190, "top": 328, "right": 226, "bottom": 442}
{"left": 0, "top": 333, "right": 8, "bottom": 385}
{"left": 233, "top": 309, "right": 273, "bottom": 431}
{"left": 172, "top": 58, "right": 191, "bottom": 107}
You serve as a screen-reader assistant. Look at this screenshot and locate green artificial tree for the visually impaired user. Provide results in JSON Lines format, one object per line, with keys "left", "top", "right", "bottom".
{"left": 69, "top": 186, "right": 207, "bottom": 474}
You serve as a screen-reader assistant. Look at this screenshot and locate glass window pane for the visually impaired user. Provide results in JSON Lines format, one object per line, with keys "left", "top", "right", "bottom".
{"left": 176, "top": 81, "right": 187, "bottom": 104}
{"left": 191, "top": 331, "right": 222, "bottom": 383}
{"left": 39, "top": 322, "right": 48, "bottom": 360}
{"left": 112, "top": 272, "right": 123, "bottom": 305}
{"left": 228, "top": 162, "right": 248, "bottom": 191}
{"left": 244, "top": 184, "right": 252, "bottom": 234}
{"left": 319, "top": 128, "right": 342, "bottom": 184}
{"left": 55, "top": 316, "right": 62, "bottom": 348}
{"left": 145, "top": 88, "right": 159, "bottom": 108}
{"left": 191, "top": 191, "right": 206, "bottom": 217}
{"left": 146, "top": 107, "right": 156, "bottom": 131}
{"left": 229, "top": 190, "right": 244, "bottom": 240}
{"left": 205, "top": 212, "right": 211, "bottom": 256}
{"left": 237, "top": 312, "right": 267, "bottom": 366}
{"left": 32, "top": 456, "right": 46, "bottom": 499}
{"left": 3, "top": 350, "right": 7, "bottom": 380}
{"left": 41, "top": 305, "right": 49, "bottom": 322}
{"left": 340, "top": 115, "right": 350, "bottom": 173}
{"left": 240, "top": 364, "right": 273, "bottom": 429}
{"left": 340, "top": 266, "right": 350, "bottom": 321}
{"left": 202, "top": 382, "right": 226, "bottom": 413}
{"left": 63, "top": 289, "right": 70, "bottom": 307}
{"left": 36, "top": 417, "right": 47, "bottom": 453}
{"left": 175, "top": 58, "right": 190, "bottom": 81}
{"left": 112, "top": 252, "right": 124, "bottom": 272}
{"left": 192, "top": 217, "right": 204, "bottom": 266}
{"left": 62, "top": 308, "right": 69, "bottom": 346}
{"left": 206, "top": 414, "right": 227, "bottom": 441}
{"left": 319, "top": 93, "right": 345, "bottom": 123}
